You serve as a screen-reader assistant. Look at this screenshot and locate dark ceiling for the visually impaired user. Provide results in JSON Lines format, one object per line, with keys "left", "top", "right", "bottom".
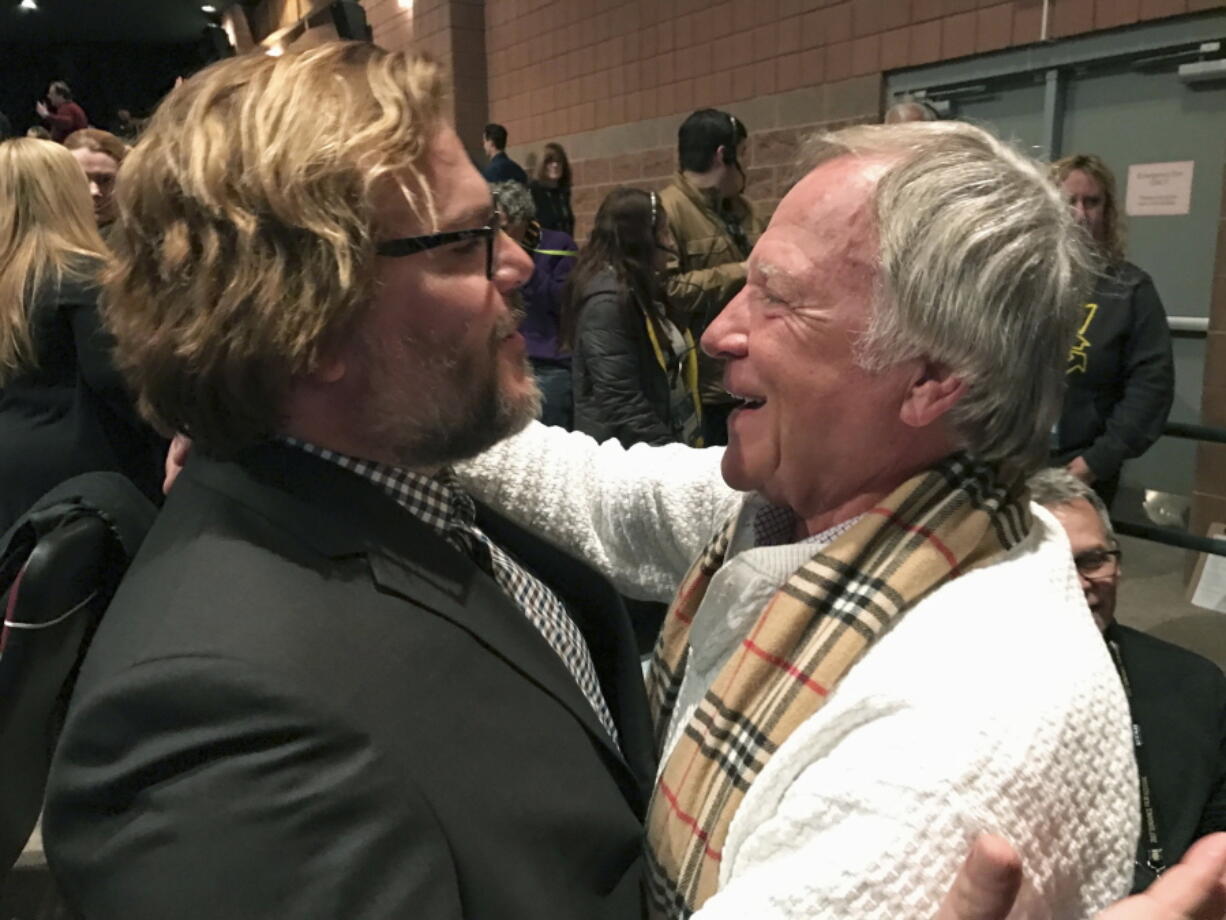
{"left": 0, "top": 0, "right": 227, "bottom": 44}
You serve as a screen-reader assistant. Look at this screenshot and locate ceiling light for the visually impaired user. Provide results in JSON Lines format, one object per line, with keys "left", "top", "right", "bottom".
{"left": 201, "top": 4, "right": 216, "bottom": 11}
{"left": 19, "top": 0, "right": 39, "bottom": 11}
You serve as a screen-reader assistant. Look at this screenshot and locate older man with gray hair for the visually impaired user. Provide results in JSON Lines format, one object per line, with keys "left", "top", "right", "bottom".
{"left": 1030, "top": 466, "right": 1226, "bottom": 895}
{"left": 461, "top": 120, "right": 1139, "bottom": 918}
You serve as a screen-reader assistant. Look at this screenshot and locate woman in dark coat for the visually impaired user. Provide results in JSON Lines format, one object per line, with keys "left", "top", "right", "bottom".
{"left": 562, "top": 187, "right": 701, "bottom": 448}
{"left": 0, "top": 138, "right": 163, "bottom": 533}
{"left": 1050, "top": 153, "right": 1175, "bottom": 508}
{"left": 530, "top": 142, "right": 575, "bottom": 237}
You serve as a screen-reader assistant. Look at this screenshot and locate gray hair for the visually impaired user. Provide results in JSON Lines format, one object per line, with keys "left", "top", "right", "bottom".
{"left": 1027, "top": 467, "right": 1115, "bottom": 542}
{"left": 798, "top": 121, "right": 1093, "bottom": 468}
{"left": 489, "top": 180, "right": 535, "bottom": 224}
{"left": 883, "top": 99, "right": 938, "bottom": 124}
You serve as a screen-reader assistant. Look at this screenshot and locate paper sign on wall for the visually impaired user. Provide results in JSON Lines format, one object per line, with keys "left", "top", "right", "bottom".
{"left": 1126, "top": 160, "right": 1195, "bottom": 216}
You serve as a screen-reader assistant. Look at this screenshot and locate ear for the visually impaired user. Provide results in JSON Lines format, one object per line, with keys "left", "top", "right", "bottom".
{"left": 899, "top": 360, "right": 965, "bottom": 429}
{"left": 308, "top": 344, "right": 348, "bottom": 385}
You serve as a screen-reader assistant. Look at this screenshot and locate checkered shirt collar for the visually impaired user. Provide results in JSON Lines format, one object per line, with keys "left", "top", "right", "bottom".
{"left": 281, "top": 438, "right": 475, "bottom": 537}
{"left": 751, "top": 501, "right": 863, "bottom": 548}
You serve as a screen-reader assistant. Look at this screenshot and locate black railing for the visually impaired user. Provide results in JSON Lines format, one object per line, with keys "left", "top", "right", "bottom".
{"left": 1106, "top": 420, "right": 1226, "bottom": 557}
{"left": 1162, "top": 420, "right": 1226, "bottom": 445}
{"left": 1113, "top": 520, "right": 1226, "bottom": 556}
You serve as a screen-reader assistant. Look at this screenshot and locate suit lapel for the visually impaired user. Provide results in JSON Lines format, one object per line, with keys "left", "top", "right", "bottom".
{"left": 184, "top": 445, "right": 646, "bottom": 805}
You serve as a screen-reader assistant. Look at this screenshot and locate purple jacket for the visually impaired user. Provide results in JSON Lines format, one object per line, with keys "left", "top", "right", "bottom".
{"left": 520, "top": 227, "right": 578, "bottom": 362}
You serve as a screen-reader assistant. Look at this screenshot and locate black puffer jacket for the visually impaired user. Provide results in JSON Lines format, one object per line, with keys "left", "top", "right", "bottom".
{"left": 572, "top": 270, "right": 680, "bottom": 447}
{"left": 1054, "top": 261, "right": 1174, "bottom": 482}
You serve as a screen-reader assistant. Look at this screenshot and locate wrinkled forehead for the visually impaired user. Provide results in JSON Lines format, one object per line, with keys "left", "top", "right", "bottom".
{"left": 754, "top": 156, "right": 885, "bottom": 283}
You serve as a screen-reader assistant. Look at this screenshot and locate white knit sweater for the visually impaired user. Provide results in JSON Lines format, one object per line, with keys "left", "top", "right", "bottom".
{"left": 458, "top": 423, "right": 1139, "bottom": 919}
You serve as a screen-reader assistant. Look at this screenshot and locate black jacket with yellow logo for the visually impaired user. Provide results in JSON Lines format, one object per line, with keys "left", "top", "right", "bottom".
{"left": 1054, "top": 261, "right": 1174, "bottom": 482}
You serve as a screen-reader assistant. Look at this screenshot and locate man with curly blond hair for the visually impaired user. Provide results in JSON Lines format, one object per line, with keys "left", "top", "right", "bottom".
{"left": 42, "top": 43, "right": 656, "bottom": 920}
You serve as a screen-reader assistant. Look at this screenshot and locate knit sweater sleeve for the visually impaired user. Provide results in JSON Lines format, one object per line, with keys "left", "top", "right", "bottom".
{"left": 691, "top": 509, "right": 1138, "bottom": 920}
{"left": 455, "top": 421, "right": 740, "bottom": 601}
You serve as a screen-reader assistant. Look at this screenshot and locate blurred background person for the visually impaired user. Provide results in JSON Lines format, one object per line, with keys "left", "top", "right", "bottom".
{"left": 481, "top": 122, "right": 527, "bottom": 184}
{"left": 883, "top": 97, "right": 940, "bottom": 123}
{"left": 531, "top": 142, "right": 574, "bottom": 236}
{"left": 660, "top": 108, "right": 761, "bottom": 447}
{"left": 563, "top": 187, "right": 701, "bottom": 448}
{"left": 26, "top": 125, "right": 52, "bottom": 140}
{"left": 1050, "top": 153, "right": 1174, "bottom": 508}
{"left": 64, "top": 128, "right": 126, "bottom": 232}
{"left": 113, "top": 107, "right": 144, "bottom": 142}
{"left": 0, "top": 138, "right": 163, "bottom": 534}
{"left": 35, "top": 80, "right": 88, "bottom": 143}
{"left": 491, "top": 180, "right": 578, "bottom": 429}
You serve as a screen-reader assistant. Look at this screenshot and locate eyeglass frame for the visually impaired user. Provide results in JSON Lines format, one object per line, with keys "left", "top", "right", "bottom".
{"left": 374, "top": 210, "right": 505, "bottom": 280}
{"left": 1072, "top": 548, "right": 1122, "bottom": 580}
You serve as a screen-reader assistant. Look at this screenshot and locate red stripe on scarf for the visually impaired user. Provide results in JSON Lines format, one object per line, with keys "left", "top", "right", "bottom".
{"left": 868, "top": 507, "right": 962, "bottom": 576}
{"left": 658, "top": 778, "right": 724, "bottom": 861}
{"left": 742, "top": 639, "right": 829, "bottom": 696}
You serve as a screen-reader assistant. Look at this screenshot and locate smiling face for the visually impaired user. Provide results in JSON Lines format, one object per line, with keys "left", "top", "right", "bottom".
{"left": 323, "top": 127, "right": 539, "bottom": 470}
{"left": 702, "top": 155, "right": 959, "bottom": 534}
{"left": 1048, "top": 498, "right": 1120, "bottom": 630}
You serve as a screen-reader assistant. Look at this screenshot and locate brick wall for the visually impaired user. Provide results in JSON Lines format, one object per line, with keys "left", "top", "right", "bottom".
{"left": 486, "top": 0, "right": 1224, "bottom": 148}
{"left": 484, "top": 0, "right": 1222, "bottom": 237}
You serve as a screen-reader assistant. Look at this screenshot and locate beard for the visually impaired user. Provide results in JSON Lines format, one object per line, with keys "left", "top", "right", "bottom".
{"left": 359, "top": 292, "right": 541, "bottom": 470}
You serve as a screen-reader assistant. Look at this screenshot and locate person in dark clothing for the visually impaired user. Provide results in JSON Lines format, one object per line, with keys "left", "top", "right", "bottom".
{"left": 563, "top": 186, "right": 701, "bottom": 448}
{"left": 43, "top": 45, "right": 654, "bottom": 920}
{"left": 660, "top": 108, "right": 762, "bottom": 447}
{"left": 491, "top": 179, "right": 578, "bottom": 429}
{"left": 1031, "top": 468, "right": 1226, "bottom": 893}
{"left": 35, "top": 80, "right": 89, "bottom": 143}
{"left": 0, "top": 138, "right": 163, "bottom": 534}
{"left": 1051, "top": 154, "right": 1174, "bottom": 508}
{"left": 481, "top": 122, "right": 527, "bottom": 184}
{"left": 530, "top": 141, "right": 575, "bottom": 236}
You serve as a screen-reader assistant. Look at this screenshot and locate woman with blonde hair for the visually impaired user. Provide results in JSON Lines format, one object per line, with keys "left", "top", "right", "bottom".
{"left": 0, "top": 138, "right": 162, "bottom": 532}
{"left": 1050, "top": 153, "right": 1174, "bottom": 508}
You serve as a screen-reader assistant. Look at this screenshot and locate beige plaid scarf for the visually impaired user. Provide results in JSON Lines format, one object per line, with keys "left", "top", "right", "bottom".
{"left": 643, "top": 452, "right": 1031, "bottom": 918}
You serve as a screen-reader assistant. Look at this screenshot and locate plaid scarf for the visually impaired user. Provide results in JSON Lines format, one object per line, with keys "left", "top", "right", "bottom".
{"left": 643, "top": 452, "right": 1031, "bottom": 918}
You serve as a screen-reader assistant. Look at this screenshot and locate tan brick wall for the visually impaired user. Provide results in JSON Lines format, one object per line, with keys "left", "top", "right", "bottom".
{"left": 531, "top": 73, "right": 881, "bottom": 238}
{"left": 487, "top": 0, "right": 1220, "bottom": 236}
{"left": 485, "top": 0, "right": 1220, "bottom": 148}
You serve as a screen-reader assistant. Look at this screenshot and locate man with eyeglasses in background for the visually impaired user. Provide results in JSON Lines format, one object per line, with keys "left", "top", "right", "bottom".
{"left": 1030, "top": 467, "right": 1226, "bottom": 894}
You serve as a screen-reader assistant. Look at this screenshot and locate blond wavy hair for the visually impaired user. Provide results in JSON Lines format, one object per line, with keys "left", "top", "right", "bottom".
{"left": 104, "top": 42, "right": 448, "bottom": 453}
{"left": 1050, "top": 153, "right": 1126, "bottom": 266}
{"left": 0, "top": 138, "right": 108, "bottom": 384}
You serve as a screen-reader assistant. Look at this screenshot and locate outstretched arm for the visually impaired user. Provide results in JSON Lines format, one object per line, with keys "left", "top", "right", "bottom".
{"left": 457, "top": 421, "right": 739, "bottom": 601}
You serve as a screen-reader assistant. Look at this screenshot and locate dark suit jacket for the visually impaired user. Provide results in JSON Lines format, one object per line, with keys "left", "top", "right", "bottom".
{"left": 44, "top": 443, "right": 655, "bottom": 919}
{"left": 482, "top": 151, "right": 528, "bottom": 185}
{"left": 1108, "top": 623, "right": 1226, "bottom": 890}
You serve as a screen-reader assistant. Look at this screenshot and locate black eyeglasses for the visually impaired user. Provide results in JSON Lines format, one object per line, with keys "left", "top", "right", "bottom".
{"left": 1073, "top": 548, "right": 1121, "bottom": 580}
{"left": 375, "top": 210, "right": 504, "bottom": 280}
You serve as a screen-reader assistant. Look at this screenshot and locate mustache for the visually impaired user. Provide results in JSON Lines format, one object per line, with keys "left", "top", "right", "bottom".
{"left": 496, "top": 290, "right": 526, "bottom": 339}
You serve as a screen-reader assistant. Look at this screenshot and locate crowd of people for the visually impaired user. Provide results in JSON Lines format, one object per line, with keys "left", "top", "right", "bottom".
{"left": 0, "top": 40, "right": 1216, "bottom": 920}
